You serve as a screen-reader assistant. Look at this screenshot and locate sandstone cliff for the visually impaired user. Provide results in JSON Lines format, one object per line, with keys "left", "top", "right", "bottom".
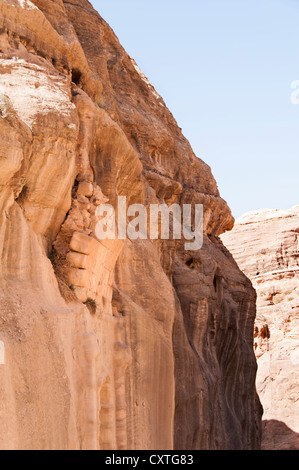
{"left": 0, "top": 0, "right": 262, "bottom": 450}
{"left": 221, "top": 206, "right": 299, "bottom": 450}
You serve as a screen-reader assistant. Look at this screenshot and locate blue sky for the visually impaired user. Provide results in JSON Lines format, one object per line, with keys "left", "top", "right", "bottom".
{"left": 90, "top": 0, "right": 299, "bottom": 219}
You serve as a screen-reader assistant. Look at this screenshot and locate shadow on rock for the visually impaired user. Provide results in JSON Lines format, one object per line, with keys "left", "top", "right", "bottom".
{"left": 262, "top": 420, "right": 299, "bottom": 450}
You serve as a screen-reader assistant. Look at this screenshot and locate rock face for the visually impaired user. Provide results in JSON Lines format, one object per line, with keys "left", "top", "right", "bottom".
{"left": 221, "top": 206, "right": 299, "bottom": 450}
{"left": 0, "top": 0, "right": 262, "bottom": 450}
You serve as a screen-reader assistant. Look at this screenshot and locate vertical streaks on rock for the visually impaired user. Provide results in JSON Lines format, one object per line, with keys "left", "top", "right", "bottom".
{"left": 0, "top": 0, "right": 262, "bottom": 450}
{"left": 221, "top": 206, "right": 299, "bottom": 450}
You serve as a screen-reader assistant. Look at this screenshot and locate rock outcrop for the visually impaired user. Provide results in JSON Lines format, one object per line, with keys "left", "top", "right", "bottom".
{"left": 221, "top": 206, "right": 299, "bottom": 450}
{"left": 0, "top": 0, "right": 262, "bottom": 450}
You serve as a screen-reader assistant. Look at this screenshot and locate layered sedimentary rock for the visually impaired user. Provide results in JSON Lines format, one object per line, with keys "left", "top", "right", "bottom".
{"left": 0, "top": 0, "right": 262, "bottom": 450}
{"left": 221, "top": 206, "right": 299, "bottom": 450}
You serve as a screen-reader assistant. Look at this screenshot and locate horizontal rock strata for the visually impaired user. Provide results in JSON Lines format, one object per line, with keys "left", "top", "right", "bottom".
{"left": 221, "top": 206, "right": 299, "bottom": 450}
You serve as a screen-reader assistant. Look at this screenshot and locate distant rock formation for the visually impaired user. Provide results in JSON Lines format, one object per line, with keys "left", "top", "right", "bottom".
{"left": 0, "top": 0, "right": 261, "bottom": 449}
{"left": 221, "top": 206, "right": 299, "bottom": 450}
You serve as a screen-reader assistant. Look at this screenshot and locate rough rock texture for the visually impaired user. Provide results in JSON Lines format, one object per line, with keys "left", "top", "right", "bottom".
{"left": 0, "top": 0, "right": 262, "bottom": 450}
{"left": 221, "top": 206, "right": 299, "bottom": 450}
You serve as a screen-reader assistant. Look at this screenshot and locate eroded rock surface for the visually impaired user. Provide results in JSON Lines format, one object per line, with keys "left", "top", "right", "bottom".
{"left": 221, "top": 206, "right": 299, "bottom": 450}
{"left": 0, "top": 0, "right": 262, "bottom": 450}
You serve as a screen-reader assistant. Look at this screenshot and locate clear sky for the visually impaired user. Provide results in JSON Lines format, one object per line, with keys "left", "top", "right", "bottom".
{"left": 90, "top": 0, "right": 299, "bottom": 219}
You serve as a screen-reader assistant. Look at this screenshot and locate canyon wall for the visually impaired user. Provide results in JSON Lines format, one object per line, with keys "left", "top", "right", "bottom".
{"left": 221, "top": 206, "right": 299, "bottom": 450}
{"left": 0, "top": 0, "right": 262, "bottom": 450}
